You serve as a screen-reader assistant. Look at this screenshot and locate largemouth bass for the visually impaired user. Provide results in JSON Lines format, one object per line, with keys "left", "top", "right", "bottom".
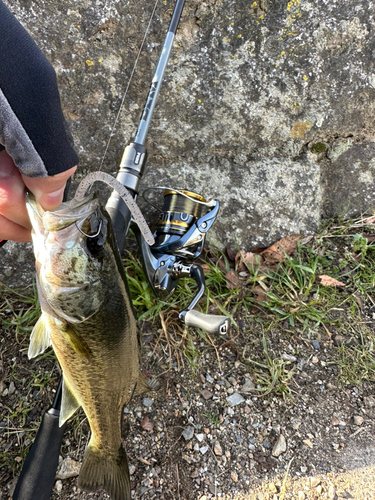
{"left": 26, "top": 188, "right": 147, "bottom": 500}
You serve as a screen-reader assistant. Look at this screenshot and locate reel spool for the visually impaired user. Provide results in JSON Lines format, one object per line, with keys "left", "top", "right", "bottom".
{"left": 157, "top": 189, "right": 206, "bottom": 237}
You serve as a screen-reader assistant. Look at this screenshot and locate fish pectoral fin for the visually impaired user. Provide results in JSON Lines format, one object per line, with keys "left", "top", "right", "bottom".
{"left": 59, "top": 377, "right": 81, "bottom": 426}
{"left": 60, "top": 325, "right": 92, "bottom": 362}
{"left": 134, "top": 372, "right": 161, "bottom": 396}
{"left": 28, "top": 315, "right": 52, "bottom": 359}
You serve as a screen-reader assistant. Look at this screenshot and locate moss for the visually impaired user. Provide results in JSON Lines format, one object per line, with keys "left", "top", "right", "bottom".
{"left": 311, "top": 142, "right": 327, "bottom": 154}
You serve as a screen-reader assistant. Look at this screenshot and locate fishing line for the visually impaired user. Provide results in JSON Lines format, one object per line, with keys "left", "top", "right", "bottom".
{"left": 99, "top": 0, "right": 160, "bottom": 172}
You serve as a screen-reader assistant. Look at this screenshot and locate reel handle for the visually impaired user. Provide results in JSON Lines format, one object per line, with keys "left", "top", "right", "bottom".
{"left": 183, "top": 310, "right": 230, "bottom": 335}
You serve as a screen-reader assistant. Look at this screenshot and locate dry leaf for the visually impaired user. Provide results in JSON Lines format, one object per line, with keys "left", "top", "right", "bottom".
{"left": 253, "top": 285, "right": 268, "bottom": 303}
{"left": 226, "top": 247, "right": 237, "bottom": 261}
{"left": 199, "top": 263, "right": 211, "bottom": 274}
{"left": 319, "top": 275, "right": 346, "bottom": 287}
{"left": 225, "top": 270, "right": 243, "bottom": 289}
{"left": 261, "top": 234, "right": 303, "bottom": 263}
{"left": 235, "top": 250, "right": 264, "bottom": 272}
{"left": 141, "top": 416, "right": 154, "bottom": 432}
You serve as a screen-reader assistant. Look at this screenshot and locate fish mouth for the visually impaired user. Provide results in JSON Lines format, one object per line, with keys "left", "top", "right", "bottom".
{"left": 26, "top": 191, "right": 100, "bottom": 233}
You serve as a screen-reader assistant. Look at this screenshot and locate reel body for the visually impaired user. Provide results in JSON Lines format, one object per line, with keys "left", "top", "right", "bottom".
{"left": 135, "top": 187, "right": 229, "bottom": 335}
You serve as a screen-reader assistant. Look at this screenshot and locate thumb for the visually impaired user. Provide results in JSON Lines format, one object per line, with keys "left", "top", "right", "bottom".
{"left": 22, "top": 166, "right": 77, "bottom": 211}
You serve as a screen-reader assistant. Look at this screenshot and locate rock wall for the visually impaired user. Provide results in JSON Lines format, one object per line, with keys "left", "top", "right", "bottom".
{"left": 2, "top": 0, "right": 375, "bottom": 283}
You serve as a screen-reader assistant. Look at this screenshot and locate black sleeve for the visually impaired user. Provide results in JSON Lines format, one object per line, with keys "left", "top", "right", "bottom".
{"left": 0, "top": 1, "right": 79, "bottom": 177}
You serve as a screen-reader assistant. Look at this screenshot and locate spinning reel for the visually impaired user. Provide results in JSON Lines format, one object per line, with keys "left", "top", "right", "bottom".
{"left": 134, "top": 187, "right": 229, "bottom": 335}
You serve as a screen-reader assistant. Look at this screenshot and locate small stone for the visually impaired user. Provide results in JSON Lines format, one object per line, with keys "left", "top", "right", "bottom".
{"left": 227, "top": 407, "right": 234, "bottom": 416}
{"left": 338, "top": 421, "right": 346, "bottom": 430}
{"left": 364, "top": 396, "right": 375, "bottom": 408}
{"left": 353, "top": 415, "right": 364, "bottom": 426}
{"left": 8, "top": 382, "right": 16, "bottom": 395}
{"left": 269, "top": 483, "right": 277, "bottom": 493}
{"left": 129, "top": 465, "right": 136, "bottom": 476}
{"left": 226, "top": 393, "right": 245, "bottom": 406}
{"left": 282, "top": 353, "right": 297, "bottom": 362}
{"left": 334, "top": 335, "right": 344, "bottom": 347}
{"left": 310, "top": 477, "right": 320, "bottom": 488}
{"left": 143, "top": 397, "right": 153, "bottom": 408}
{"left": 231, "top": 471, "right": 238, "bottom": 482}
{"left": 195, "top": 433, "right": 204, "bottom": 442}
{"left": 316, "top": 485, "right": 322, "bottom": 494}
{"left": 200, "top": 446, "right": 209, "bottom": 455}
{"left": 312, "top": 356, "right": 319, "bottom": 364}
{"left": 182, "top": 426, "right": 194, "bottom": 441}
{"left": 55, "top": 480, "right": 63, "bottom": 492}
{"left": 241, "top": 378, "right": 255, "bottom": 393}
{"left": 328, "top": 485, "right": 336, "bottom": 499}
{"left": 312, "top": 341, "right": 320, "bottom": 350}
{"left": 272, "top": 435, "right": 287, "bottom": 457}
{"left": 2, "top": 388, "right": 8, "bottom": 397}
{"left": 303, "top": 439, "right": 313, "bottom": 448}
{"left": 200, "top": 390, "right": 213, "bottom": 400}
{"left": 300, "top": 466, "right": 307, "bottom": 473}
{"left": 331, "top": 415, "right": 340, "bottom": 426}
{"left": 56, "top": 458, "right": 81, "bottom": 480}
{"left": 206, "top": 373, "right": 214, "bottom": 384}
{"left": 213, "top": 441, "right": 223, "bottom": 456}
{"left": 298, "top": 492, "right": 305, "bottom": 500}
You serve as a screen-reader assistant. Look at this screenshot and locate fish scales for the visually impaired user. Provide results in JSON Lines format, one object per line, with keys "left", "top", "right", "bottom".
{"left": 26, "top": 191, "right": 142, "bottom": 500}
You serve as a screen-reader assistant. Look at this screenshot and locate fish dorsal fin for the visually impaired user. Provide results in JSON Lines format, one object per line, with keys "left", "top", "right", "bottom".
{"left": 59, "top": 377, "right": 81, "bottom": 427}
{"left": 60, "top": 325, "right": 92, "bottom": 362}
{"left": 28, "top": 315, "right": 52, "bottom": 359}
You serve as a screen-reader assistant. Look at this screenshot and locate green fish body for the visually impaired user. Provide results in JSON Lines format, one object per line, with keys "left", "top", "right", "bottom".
{"left": 26, "top": 192, "right": 140, "bottom": 500}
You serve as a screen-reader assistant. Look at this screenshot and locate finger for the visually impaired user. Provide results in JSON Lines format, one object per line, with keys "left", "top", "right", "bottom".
{"left": 0, "top": 150, "right": 32, "bottom": 230}
{"left": 22, "top": 165, "right": 77, "bottom": 212}
{"left": 0, "top": 213, "right": 31, "bottom": 242}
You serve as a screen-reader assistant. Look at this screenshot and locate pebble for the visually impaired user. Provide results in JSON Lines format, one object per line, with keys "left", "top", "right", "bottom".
{"left": 8, "top": 382, "right": 15, "bottom": 395}
{"left": 298, "top": 492, "right": 305, "bottom": 500}
{"left": 353, "top": 415, "right": 364, "bottom": 426}
{"left": 182, "top": 426, "right": 194, "bottom": 441}
{"left": 300, "top": 466, "right": 307, "bottom": 473}
{"left": 213, "top": 441, "right": 223, "bottom": 456}
{"left": 328, "top": 485, "right": 336, "bottom": 499}
{"left": 195, "top": 433, "right": 204, "bottom": 442}
{"left": 206, "top": 373, "right": 214, "bottom": 384}
{"left": 272, "top": 434, "right": 286, "bottom": 457}
{"left": 303, "top": 439, "right": 313, "bottom": 448}
{"left": 226, "top": 393, "right": 245, "bottom": 407}
{"left": 200, "top": 390, "right": 213, "bottom": 400}
{"left": 282, "top": 353, "right": 297, "bottom": 362}
{"left": 310, "top": 477, "right": 320, "bottom": 488}
{"left": 55, "top": 480, "right": 63, "bottom": 492}
{"left": 231, "top": 471, "right": 238, "bottom": 482}
{"left": 334, "top": 335, "right": 344, "bottom": 346}
{"left": 143, "top": 398, "right": 153, "bottom": 408}
{"left": 331, "top": 415, "right": 340, "bottom": 426}
{"left": 338, "top": 421, "right": 346, "bottom": 430}
{"left": 269, "top": 483, "right": 277, "bottom": 493}
{"left": 312, "top": 341, "right": 320, "bottom": 350}
{"left": 56, "top": 458, "right": 81, "bottom": 480}
{"left": 241, "top": 378, "right": 255, "bottom": 393}
{"left": 129, "top": 465, "right": 136, "bottom": 475}
{"left": 200, "top": 446, "right": 209, "bottom": 455}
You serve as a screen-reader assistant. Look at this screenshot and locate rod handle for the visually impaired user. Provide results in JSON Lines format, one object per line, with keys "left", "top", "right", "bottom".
{"left": 13, "top": 411, "right": 66, "bottom": 500}
{"left": 184, "top": 310, "right": 230, "bottom": 335}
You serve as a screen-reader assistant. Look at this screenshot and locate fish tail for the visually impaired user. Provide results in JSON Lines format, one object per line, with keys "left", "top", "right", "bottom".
{"left": 78, "top": 443, "right": 130, "bottom": 500}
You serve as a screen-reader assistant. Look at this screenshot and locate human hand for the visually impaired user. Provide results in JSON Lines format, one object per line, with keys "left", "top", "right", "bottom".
{"left": 0, "top": 150, "right": 77, "bottom": 242}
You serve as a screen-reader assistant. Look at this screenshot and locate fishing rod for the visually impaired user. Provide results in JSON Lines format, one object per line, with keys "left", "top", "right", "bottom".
{"left": 13, "top": 0, "right": 228, "bottom": 497}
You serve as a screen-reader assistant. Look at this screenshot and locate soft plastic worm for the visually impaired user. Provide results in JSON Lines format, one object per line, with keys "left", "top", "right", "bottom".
{"left": 74, "top": 172, "right": 155, "bottom": 246}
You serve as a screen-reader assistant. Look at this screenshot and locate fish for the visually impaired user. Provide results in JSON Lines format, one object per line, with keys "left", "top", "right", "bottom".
{"left": 26, "top": 189, "right": 151, "bottom": 500}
